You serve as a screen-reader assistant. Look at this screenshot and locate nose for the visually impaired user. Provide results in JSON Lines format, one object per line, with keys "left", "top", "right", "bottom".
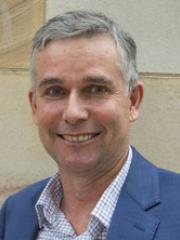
{"left": 62, "top": 91, "right": 88, "bottom": 125}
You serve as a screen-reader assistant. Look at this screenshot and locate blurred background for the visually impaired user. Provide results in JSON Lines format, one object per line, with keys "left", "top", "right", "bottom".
{"left": 0, "top": 0, "right": 180, "bottom": 204}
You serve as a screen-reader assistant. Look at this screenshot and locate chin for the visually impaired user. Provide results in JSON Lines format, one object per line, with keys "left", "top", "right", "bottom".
{"left": 56, "top": 156, "right": 99, "bottom": 173}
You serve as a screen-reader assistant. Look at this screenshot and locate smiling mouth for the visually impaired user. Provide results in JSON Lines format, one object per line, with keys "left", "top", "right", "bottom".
{"left": 57, "top": 133, "right": 100, "bottom": 143}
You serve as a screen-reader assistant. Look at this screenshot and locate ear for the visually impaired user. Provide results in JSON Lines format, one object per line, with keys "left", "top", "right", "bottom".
{"left": 28, "top": 89, "right": 38, "bottom": 124}
{"left": 129, "top": 81, "right": 144, "bottom": 122}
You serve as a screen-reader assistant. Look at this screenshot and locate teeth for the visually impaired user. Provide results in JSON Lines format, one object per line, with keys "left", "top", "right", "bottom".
{"left": 62, "top": 134, "right": 94, "bottom": 143}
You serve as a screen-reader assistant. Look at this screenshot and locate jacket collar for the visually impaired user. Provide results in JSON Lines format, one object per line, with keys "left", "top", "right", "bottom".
{"left": 106, "top": 147, "right": 160, "bottom": 240}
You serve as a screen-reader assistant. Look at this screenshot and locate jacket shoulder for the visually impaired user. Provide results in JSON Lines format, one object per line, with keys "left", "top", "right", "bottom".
{"left": 0, "top": 178, "right": 49, "bottom": 239}
{"left": 6, "top": 178, "right": 49, "bottom": 206}
{"left": 157, "top": 167, "right": 180, "bottom": 193}
{"left": 130, "top": 146, "right": 180, "bottom": 206}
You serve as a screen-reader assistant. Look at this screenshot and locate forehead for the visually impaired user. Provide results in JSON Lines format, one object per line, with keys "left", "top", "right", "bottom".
{"left": 35, "top": 35, "right": 123, "bottom": 87}
{"left": 37, "top": 35, "right": 118, "bottom": 63}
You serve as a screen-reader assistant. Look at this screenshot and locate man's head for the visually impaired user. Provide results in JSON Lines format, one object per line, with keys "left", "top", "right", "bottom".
{"left": 29, "top": 11, "right": 143, "bottom": 177}
{"left": 31, "top": 10, "right": 138, "bottom": 93}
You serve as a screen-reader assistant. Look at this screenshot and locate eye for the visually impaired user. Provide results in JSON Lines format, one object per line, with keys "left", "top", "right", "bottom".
{"left": 87, "top": 85, "right": 109, "bottom": 94}
{"left": 44, "top": 86, "right": 66, "bottom": 98}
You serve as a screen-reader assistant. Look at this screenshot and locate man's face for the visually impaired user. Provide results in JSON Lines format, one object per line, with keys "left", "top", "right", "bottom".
{"left": 29, "top": 35, "right": 141, "bottom": 176}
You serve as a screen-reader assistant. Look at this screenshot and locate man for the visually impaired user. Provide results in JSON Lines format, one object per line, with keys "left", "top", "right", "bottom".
{"left": 1, "top": 10, "right": 180, "bottom": 240}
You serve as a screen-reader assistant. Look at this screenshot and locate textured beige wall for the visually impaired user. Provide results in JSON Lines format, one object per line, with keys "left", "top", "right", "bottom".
{"left": 0, "top": 0, "right": 56, "bottom": 204}
{"left": 0, "top": 0, "right": 44, "bottom": 68}
{"left": 0, "top": 70, "right": 56, "bottom": 204}
{"left": 131, "top": 74, "right": 180, "bottom": 170}
{"left": 0, "top": 1, "right": 180, "bottom": 204}
{"left": 46, "top": 0, "right": 180, "bottom": 74}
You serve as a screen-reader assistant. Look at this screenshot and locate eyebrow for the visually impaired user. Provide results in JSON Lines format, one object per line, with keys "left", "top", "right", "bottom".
{"left": 37, "top": 75, "right": 114, "bottom": 90}
{"left": 38, "top": 78, "right": 64, "bottom": 89}
{"left": 83, "top": 76, "right": 114, "bottom": 86}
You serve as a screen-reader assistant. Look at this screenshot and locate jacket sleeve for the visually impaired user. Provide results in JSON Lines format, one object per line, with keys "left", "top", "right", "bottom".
{"left": 0, "top": 199, "right": 7, "bottom": 240}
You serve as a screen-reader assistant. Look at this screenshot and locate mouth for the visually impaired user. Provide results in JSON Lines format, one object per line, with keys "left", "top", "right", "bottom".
{"left": 57, "top": 133, "right": 100, "bottom": 143}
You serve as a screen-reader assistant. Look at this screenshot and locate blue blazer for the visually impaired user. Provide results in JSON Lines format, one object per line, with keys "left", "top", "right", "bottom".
{"left": 1, "top": 147, "right": 180, "bottom": 239}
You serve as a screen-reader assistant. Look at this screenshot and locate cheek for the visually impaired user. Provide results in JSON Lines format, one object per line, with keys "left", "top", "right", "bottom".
{"left": 36, "top": 101, "right": 61, "bottom": 126}
{"left": 92, "top": 99, "right": 129, "bottom": 125}
{"left": 93, "top": 99, "right": 131, "bottom": 143}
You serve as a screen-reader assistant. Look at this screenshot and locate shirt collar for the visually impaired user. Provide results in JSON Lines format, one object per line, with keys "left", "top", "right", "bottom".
{"left": 35, "top": 172, "right": 62, "bottom": 228}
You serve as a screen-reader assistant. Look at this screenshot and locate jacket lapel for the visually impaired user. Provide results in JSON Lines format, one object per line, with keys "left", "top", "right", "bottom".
{"left": 12, "top": 208, "right": 39, "bottom": 240}
{"left": 106, "top": 147, "right": 160, "bottom": 240}
{"left": 5, "top": 179, "right": 49, "bottom": 240}
{"left": 6, "top": 193, "right": 40, "bottom": 240}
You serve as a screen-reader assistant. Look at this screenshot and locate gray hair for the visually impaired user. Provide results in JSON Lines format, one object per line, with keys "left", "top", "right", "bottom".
{"left": 31, "top": 10, "right": 138, "bottom": 92}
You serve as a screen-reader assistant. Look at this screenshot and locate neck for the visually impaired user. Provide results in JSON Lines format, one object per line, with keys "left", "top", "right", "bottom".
{"left": 60, "top": 170, "right": 117, "bottom": 235}
{"left": 59, "top": 149, "right": 129, "bottom": 235}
